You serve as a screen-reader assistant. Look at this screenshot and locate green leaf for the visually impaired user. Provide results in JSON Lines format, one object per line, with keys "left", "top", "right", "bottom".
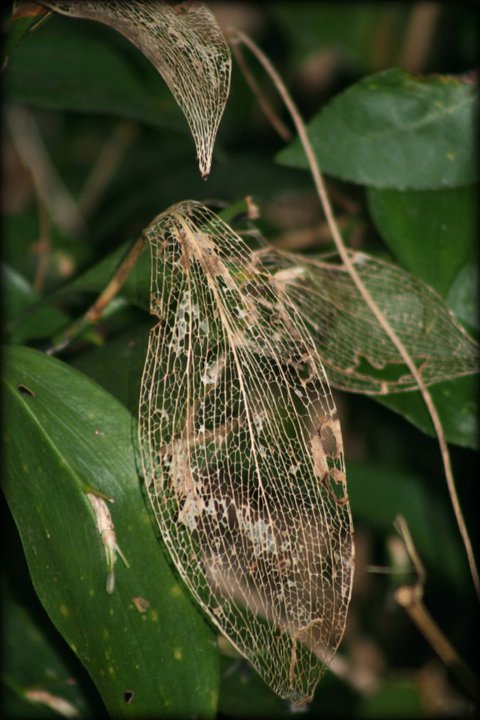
{"left": 2, "top": 264, "right": 69, "bottom": 344}
{"left": 377, "top": 375, "right": 478, "bottom": 450}
{"left": 71, "top": 321, "right": 150, "bottom": 416}
{"left": 357, "top": 678, "right": 422, "bottom": 718}
{"left": 1, "top": 570, "right": 102, "bottom": 718}
{"left": 446, "top": 261, "right": 479, "bottom": 335}
{"left": 277, "top": 68, "right": 478, "bottom": 189}
{"left": 4, "top": 16, "right": 181, "bottom": 131}
{"left": 3, "top": 5, "right": 51, "bottom": 62}
{"left": 367, "top": 186, "right": 476, "bottom": 296}
{"left": 3, "top": 346, "right": 219, "bottom": 718}
{"left": 348, "top": 460, "right": 467, "bottom": 589}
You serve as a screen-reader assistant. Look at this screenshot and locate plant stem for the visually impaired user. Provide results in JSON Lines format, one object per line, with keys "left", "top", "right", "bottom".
{"left": 6, "top": 105, "right": 85, "bottom": 237}
{"left": 394, "top": 515, "right": 478, "bottom": 700}
{"left": 229, "top": 40, "right": 291, "bottom": 141}
{"left": 228, "top": 27, "right": 480, "bottom": 601}
{"left": 46, "top": 235, "right": 146, "bottom": 355}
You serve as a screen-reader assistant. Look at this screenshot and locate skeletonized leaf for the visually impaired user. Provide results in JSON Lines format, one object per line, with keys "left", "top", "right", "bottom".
{"left": 258, "top": 248, "right": 479, "bottom": 395}
{"left": 138, "top": 201, "right": 354, "bottom": 705}
{"left": 39, "top": 0, "right": 231, "bottom": 177}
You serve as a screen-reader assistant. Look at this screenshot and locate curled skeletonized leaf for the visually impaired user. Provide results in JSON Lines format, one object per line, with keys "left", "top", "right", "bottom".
{"left": 138, "top": 201, "right": 354, "bottom": 704}
{"left": 39, "top": 0, "right": 231, "bottom": 177}
{"left": 258, "top": 248, "right": 479, "bottom": 395}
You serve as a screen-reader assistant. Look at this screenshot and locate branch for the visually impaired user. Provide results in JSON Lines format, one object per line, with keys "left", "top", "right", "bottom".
{"left": 394, "top": 516, "right": 478, "bottom": 701}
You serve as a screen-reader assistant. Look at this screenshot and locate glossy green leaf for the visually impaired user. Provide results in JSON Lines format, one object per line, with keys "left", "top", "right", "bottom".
{"left": 377, "top": 375, "right": 478, "bottom": 450}
{"left": 277, "top": 68, "right": 478, "bottom": 189}
{"left": 347, "top": 460, "right": 467, "bottom": 589}
{"left": 3, "top": 346, "right": 219, "bottom": 718}
{"left": 4, "top": 16, "right": 181, "bottom": 131}
{"left": 367, "top": 186, "right": 476, "bottom": 297}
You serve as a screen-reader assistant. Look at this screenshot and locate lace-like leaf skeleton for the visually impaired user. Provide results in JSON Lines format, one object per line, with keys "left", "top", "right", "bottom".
{"left": 39, "top": 0, "right": 231, "bottom": 177}
{"left": 138, "top": 201, "right": 354, "bottom": 705}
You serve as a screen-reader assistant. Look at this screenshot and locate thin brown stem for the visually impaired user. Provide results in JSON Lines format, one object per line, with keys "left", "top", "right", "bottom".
{"left": 400, "top": 3, "right": 440, "bottom": 73}
{"left": 46, "top": 235, "right": 146, "bottom": 355}
{"left": 228, "top": 28, "right": 480, "bottom": 601}
{"left": 394, "top": 515, "right": 478, "bottom": 700}
{"left": 32, "top": 198, "right": 51, "bottom": 293}
{"left": 230, "top": 39, "right": 292, "bottom": 142}
{"left": 6, "top": 105, "right": 85, "bottom": 237}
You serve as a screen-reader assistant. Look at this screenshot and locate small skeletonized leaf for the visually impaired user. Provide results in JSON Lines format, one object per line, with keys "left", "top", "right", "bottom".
{"left": 138, "top": 201, "right": 354, "bottom": 705}
{"left": 38, "top": 0, "right": 231, "bottom": 177}
{"left": 259, "top": 249, "right": 479, "bottom": 395}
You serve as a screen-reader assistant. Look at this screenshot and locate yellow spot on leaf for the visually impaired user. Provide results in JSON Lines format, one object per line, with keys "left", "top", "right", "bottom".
{"left": 60, "top": 605, "right": 69, "bottom": 617}
{"left": 174, "top": 648, "right": 183, "bottom": 661}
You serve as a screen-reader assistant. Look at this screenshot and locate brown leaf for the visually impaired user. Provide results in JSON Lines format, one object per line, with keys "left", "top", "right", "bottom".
{"left": 260, "top": 247, "right": 479, "bottom": 394}
{"left": 138, "top": 201, "right": 354, "bottom": 705}
{"left": 38, "top": 0, "right": 231, "bottom": 177}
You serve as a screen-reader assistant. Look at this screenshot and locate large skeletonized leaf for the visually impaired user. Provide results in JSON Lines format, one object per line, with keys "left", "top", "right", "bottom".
{"left": 138, "top": 201, "right": 354, "bottom": 705}
{"left": 257, "top": 249, "right": 479, "bottom": 395}
{"left": 39, "top": 0, "right": 231, "bottom": 177}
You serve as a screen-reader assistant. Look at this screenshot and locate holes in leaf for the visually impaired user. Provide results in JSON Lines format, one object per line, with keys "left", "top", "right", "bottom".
{"left": 123, "top": 689, "right": 135, "bottom": 704}
{"left": 17, "top": 384, "right": 35, "bottom": 397}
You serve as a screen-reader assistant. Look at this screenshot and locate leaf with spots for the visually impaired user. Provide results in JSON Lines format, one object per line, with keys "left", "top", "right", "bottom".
{"left": 38, "top": 0, "right": 231, "bottom": 177}
{"left": 138, "top": 201, "right": 354, "bottom": 705}
{"left": 277, "top": 68, "right": 478, "bottom": 190}
{"left": 3, "top": 345, "right": 218, "bottom": 718}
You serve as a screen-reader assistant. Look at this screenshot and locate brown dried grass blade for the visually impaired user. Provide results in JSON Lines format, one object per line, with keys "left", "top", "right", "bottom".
{"left": 138, "top": 200, "right": 354, "bottom": 705}
{"left": 40, "top": 0, "right": 231, "bottom": 177}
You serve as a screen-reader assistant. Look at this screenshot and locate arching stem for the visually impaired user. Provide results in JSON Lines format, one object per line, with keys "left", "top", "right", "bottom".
{"left": 228, "top": 27, "right": 479, "bottom": 601}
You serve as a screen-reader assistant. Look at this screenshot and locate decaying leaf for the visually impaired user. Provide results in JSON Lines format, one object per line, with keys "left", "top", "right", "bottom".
{"left": 38, "top": 0, "right": 231, "bottom": 177}
{"left": 259, "top": 248, "right": 480, "bottom": 395}
{"left": 87, "top": 492, "right": 128, "bottom": 594}
{"left": 138, "top": 201, "right": 354, "bottom": 704}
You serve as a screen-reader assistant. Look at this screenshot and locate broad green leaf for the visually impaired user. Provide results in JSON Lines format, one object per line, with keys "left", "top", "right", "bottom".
{"left": 5, "top": 16, "right": 181, "bottom": 131}
{"left": 377, "top": 375, "right": 478, "bottom": 450}
{"left": 277, "top": 68, "right": 478, "bottom": 189}
{"left": 447, "top": 261, "right": 479, "bottom": 334}
{"left": 367, "top": 186, "right": 476, "bottom": 296}
{"left": 347, "top": 460, "right": 467, "bottom": 589}
{"left": 2, "top": 264, "right": 68, "bottom": 343}
{"left": 3, "top": 346, "right": 219, "bottom": 718}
